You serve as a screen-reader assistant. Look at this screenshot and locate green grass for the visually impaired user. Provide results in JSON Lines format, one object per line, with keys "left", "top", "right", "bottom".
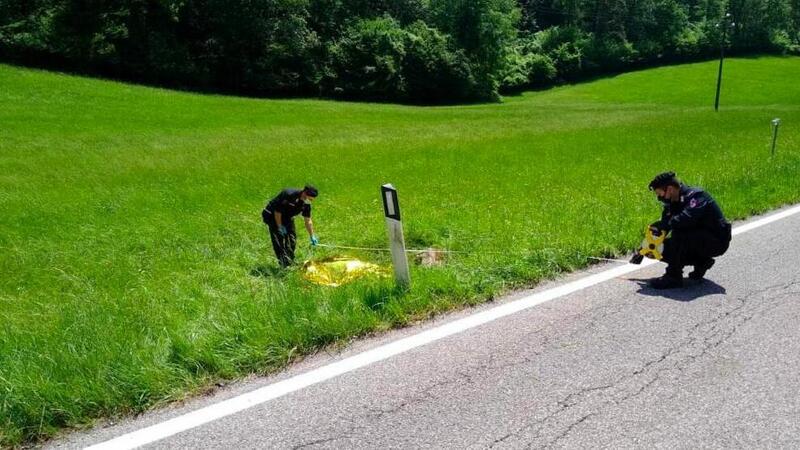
{"left": 1, "top": 56, "right": 799, "bottom": 446}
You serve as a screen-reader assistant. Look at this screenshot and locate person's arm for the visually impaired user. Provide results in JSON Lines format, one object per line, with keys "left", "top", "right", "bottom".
{"left": 270, "top": 189, "right": 289, "bottom": 232}
{"left": 305, "top": 217, "right": 319, "bottom": 245}
{"left": 668, "top": 193, "right": 710, "bottom": 230}
{"left": 651, "top": 208, "right": 671, "bottom": 233}
{"left": 303, "top": 204, "right": 317, "bottom": 244}
{"left": 304, "top": 217, "right": 315, "bottom": 236}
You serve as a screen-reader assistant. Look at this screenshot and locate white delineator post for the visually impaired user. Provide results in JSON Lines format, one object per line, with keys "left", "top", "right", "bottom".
{"left": 381, "top": 183, "right": 411, "bottom": 288}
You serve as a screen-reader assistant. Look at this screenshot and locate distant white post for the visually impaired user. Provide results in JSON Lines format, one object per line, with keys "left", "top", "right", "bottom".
{"left": 381, "top": 184, "right": 410, "bottom": 288}
{"left": 771, "top": 118, "right": 781, "bottom": 156}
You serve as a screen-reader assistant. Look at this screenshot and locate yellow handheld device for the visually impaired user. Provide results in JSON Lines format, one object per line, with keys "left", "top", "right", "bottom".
{"left": 638, "top": 226, "right": 666, "bottom": 260}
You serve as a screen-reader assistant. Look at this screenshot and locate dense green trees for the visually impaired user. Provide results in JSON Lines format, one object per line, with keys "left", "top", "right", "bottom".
{"left": 328, "top": 18, "right": 480, "bottom": 102}
{"left": 1, "top": 0, "right": 797, "bottom": 102}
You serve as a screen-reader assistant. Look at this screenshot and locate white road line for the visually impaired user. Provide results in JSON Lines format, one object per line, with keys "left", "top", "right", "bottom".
{"left": 86, "top": 204, "right": 800, "bottom": 450}
{"left": 731, "top": 205, "right": 800, "bottom": 236}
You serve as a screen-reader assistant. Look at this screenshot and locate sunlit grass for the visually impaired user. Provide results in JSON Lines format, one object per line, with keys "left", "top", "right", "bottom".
{"left": 1, "top": 56, "right": 799, "bottom": 445}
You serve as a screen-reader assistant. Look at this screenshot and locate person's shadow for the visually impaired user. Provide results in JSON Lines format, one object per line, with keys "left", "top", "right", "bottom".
{"left": 250, "top": 264, "right": 288, "bottom": 279}
{"left": 630, "top": 278, "right": 726, "bottom": 302}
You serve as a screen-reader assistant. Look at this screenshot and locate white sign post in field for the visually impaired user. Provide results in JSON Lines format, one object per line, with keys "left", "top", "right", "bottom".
{"left": 381, "top": 183, "right": 410, "bottom": 288}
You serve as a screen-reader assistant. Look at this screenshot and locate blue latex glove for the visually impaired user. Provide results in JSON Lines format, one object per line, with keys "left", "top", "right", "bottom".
{"left": 278, "top": 225, "right": 287, "bottom": 236}
{"left": 310, "top": 235, "right": 319, "bottom": 246}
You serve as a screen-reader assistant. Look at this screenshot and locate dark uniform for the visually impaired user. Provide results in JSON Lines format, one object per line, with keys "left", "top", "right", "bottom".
{"left": 262, "top": 189, "right": 312, "bottom": 267}
{"left": 653, "top": 185, "right": 732, "bottom": 279}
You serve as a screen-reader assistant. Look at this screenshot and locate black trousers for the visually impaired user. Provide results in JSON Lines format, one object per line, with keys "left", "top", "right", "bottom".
{"left": 263, "top": 210, "right": 296, "bottom": 267}
{"left": 661, "top": 228, "right": 730, "bottom": 278}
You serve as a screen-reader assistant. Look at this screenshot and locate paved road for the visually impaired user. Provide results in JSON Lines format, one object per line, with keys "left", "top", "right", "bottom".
{"left": 51, "top": 208, "right": 800, "bottom": 449}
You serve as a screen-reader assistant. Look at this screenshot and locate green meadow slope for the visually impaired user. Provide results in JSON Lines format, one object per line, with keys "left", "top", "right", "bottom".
{"left": 1, "top": 57, "right": 799, "bottom": 445}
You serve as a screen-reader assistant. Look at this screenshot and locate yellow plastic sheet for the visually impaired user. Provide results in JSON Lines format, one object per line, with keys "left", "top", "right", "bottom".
{"left": 302, "top": 256, "right": 390, "bottom": 287}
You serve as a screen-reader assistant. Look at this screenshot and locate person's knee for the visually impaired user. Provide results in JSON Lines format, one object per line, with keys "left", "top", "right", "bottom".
{"left": 711, "top": 240, "right": 729, "bottom": 257}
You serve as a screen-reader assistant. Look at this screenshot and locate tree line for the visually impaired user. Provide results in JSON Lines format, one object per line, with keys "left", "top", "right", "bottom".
{"left": 1, "top": 0, "right": 798, "bottom": 103}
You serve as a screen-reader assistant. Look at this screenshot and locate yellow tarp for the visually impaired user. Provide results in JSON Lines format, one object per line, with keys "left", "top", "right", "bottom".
{"left": 302, "top": 256, "right": 390, "bottom": 287}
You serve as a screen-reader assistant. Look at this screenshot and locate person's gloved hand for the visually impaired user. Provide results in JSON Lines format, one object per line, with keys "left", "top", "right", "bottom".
{"left": 649, "top": 223, "right": 662, "bottom": 236}
{"left": 278, "top": 225, "right": 287, "bottom": 236}
{"left": 310, "top": 235, "right": 319, "bottom": 246}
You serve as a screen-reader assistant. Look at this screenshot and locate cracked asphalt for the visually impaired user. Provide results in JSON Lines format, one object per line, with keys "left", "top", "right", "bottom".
{"left": 50, "top": 209, "right": 800, "bottom": 449}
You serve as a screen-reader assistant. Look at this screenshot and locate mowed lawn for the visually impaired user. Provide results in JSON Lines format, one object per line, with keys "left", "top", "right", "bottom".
{"left": 1, "top": 57, "right": 799, "bottom": 445}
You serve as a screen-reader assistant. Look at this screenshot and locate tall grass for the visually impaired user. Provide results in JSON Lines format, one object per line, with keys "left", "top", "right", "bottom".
{"left": 1, "top": 57, "right": 799, "bottom": 446}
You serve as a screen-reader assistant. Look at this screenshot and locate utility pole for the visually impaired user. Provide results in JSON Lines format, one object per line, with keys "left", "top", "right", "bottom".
{"left": 714, "top": 13, "right": 735, "bottom": 112}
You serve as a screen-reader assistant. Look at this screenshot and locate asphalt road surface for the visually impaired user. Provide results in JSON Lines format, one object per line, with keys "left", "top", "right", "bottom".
{"left": 51, "top": 206, "right": 800, "bottom": 449}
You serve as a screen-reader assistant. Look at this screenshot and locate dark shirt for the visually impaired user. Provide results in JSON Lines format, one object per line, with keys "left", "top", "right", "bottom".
{"left": 264, "top": 189, "right": 311, "bottom": 219}
{"left": 655, "top": 185, "right": 731, "bottom": 241}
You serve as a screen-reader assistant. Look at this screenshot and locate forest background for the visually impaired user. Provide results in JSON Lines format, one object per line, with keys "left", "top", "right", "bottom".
{"left": 3, "top": 0, "right": 799, "bottom": 103}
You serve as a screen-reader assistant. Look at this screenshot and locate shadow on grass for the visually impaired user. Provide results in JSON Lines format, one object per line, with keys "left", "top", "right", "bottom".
{"left": 250, "top": 264, "right": 288, "bottom": 279}
{"left": 361, "top": 283, "right": 407, "bottom": 312}
{"left": 630, "top": 278, "right": 727, "bottom": 302}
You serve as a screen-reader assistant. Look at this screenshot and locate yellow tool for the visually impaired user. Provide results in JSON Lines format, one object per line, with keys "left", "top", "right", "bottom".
{"left": 631, "top": 226, "right": 666, "bottom": 264}
{"left": 640, "top": 226, "right": 666, "bottom": 260}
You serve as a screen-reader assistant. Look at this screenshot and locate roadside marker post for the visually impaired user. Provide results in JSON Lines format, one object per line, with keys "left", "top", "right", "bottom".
{"left": 771, "top": 118, "right": 781, "bottom": 156}
{"left": 381, "top": 184, "right": 411, "bottom": 288}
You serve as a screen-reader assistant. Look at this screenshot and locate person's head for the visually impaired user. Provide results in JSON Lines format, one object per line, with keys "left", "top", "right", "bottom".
{"left": 648, "top": 171, "right": 681, "bottom": 203}
{"left": 300, "top": 185, "right": 318, "bottom": 204}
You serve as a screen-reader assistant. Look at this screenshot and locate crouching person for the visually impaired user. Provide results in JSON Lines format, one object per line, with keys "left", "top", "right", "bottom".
{"left": 647, "top": 172, "right": 732, "bottom": 289}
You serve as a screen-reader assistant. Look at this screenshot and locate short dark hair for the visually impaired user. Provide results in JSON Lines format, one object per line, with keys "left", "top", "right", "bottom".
{"left": 648, "top": 172, "right": 680, "bottom": 191}
{"left": 303, "top": 184, "right": 319, "bottom": 197}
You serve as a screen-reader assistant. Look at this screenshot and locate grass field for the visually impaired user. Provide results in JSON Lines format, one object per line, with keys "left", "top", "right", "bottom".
{"left": 1, "top": 56, "right": 799, "bottom": 446}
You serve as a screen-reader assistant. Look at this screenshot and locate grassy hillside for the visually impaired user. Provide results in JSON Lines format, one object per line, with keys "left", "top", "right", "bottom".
{"left": 1, "top": 57, "right": 799, "bottom": 446}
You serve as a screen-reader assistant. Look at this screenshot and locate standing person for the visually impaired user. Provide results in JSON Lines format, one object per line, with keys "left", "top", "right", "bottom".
{"left": 262, "top": 185, "right": 320, "bottom": 267}
{"left": 647, "top": 172, "right": 732, "bottom": 289}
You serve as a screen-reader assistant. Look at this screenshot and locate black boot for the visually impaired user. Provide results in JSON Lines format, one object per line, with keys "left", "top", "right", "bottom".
{"left": 689, "top": 258, "right": 715, "bottom": 280}
{"left": 649, "top": 274, "right": 684, "bottom": 289}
